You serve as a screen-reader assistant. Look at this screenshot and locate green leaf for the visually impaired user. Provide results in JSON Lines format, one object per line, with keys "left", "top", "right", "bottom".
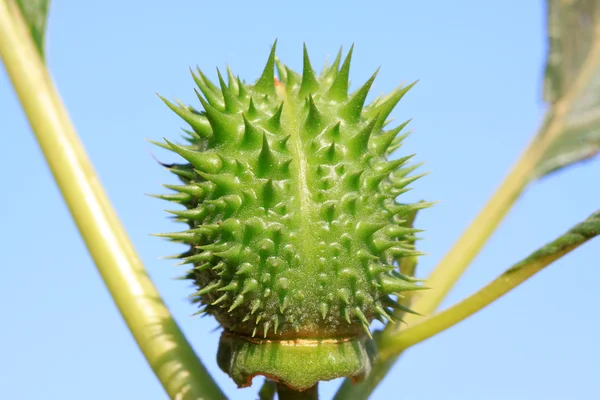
{"left": 377, "top": 209, "right": 600, "bottom": 359}
{"left": 533, "top": 0, "right": 600, "bottom": 178}
{"left": 15, "top": 0, "right": 50, "bottom": 59}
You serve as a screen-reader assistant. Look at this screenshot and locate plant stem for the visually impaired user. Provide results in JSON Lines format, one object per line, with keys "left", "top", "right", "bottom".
{"left": 258, "top": 380, "right": 277, "bottom": 400}
{"left": 407, "top": 141, "right": 541, "bottom": 318}
{"left": 277, "top": 383, "right": 319, "bottom": 400}
{"left": 335, "top": 26, "right": 600, "bottom": 400}
{"left": 332, "top": 140, "right": 543, "bottom": 399}
{"left": 378, "top": 209, "right": 600, "bottom": 359}
{"left": 402, "top": 19, "right": 600, "bottom": 323}
{"left": 0, "top": 1, "right": 225, "bottom": 399}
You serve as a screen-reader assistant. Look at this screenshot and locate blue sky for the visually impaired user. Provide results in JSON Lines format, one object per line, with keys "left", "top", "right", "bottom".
{"left": 1, "top": 1, "right": 599, "bottom": 399}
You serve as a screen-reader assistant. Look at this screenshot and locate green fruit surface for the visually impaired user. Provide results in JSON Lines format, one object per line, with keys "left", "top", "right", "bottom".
{"left": 155, "top": 42, "right": 428, "bottom": 388}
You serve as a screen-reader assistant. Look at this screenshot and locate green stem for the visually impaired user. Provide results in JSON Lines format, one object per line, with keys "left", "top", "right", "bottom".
{"left": 335, "top": 211, "right": 600, "bottom": 400}
{"left": 405, "top": 140, "right": 540, "bottom": 320}
{"left": 0, "top": 1, "right": 225, "bottom": 399}
{"left": 333, "top": 353, "right": 397, "bottom": 400}
{"left": 258, "top": 380, "right": 277, "bottom": 400}
{"left": 401, "top": 14, "right": 600, "bottom": 324}
{"left": 334, "top": 27, "right": 600, "bottom": 398}
{"left": 277, "top": 383, "right": 319, "bottom": 400}
{"left": 378, "top": 210, "right": 600, "bottom": 359}
{"left": 335, "top": 100, "right": 545, "bottom": 400}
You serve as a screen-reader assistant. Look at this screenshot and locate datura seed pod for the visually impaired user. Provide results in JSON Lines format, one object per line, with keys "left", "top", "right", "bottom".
{"left": 153, "top": 41, "right": 430, "bottom": 390}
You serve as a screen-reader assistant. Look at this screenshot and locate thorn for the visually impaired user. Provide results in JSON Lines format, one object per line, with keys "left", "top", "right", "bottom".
{"left": 374, "top": 155, "right": 415, "bottom": 176}
{"left": 191, "top": 68, "right": 224, "bottom": 110}
{"left": 322, "top": 47, "right": 343, "bottom": 78}
{"left": 356, "top": 221, "right": 387, "bottom": 240}
{"left": 262, "top": 178, "right": 276, "bottom": 210}
{"left": 341, "top": 67, "right": 380, "bottom": 122}
{"left": 343, "top": 169, "right": 364, "bottom": 191}
{"left": 179, "top": 252, "right": 214, "bottom": 266}
{"left": 304, "top": 95, "right": 323, "bottom": 134}
{"left": 325, "top": 122, "right": 341, "bottom": 139}
{"left": 157, "top": 95, "right": 212, "bottom": 139}
{"left": 147, "top": 192, "right": 192, "bottom": 204}
{"left": 151, "top": 231, "right": 196, "bottom": 243}
{"left": 254, "top": 39, "right": 278, "bottom": 94}
{"left": 212, "top": 294, "right": 229, "bottom": 305}
{"left": 372, "top": 81, "right": 418, "bottom": 132}
{"left": 193, "top": 281, "right": 221, "bottom": 296}
{"left": 197, "top": 172, "right": 239, "bottom": 193}
{"left": 214, "top": 244, "right": 242, "bottom": 264}
{"left": 360, "top": 321, "right": 373, "bottom": 338}
{"left": 375, "top": 304, "right": 394, "bottom": 322}
{"left": 384, "top": 224, "right": 422, "bottom": 238}
{"left": 251, "top": 299, "right": 262, "bottom": 314}
{"left": 338, "top": 289, "right": 350, "bottom": 304}
{"left": 218, "top": 281, "right": 239, "bottom": 292}
{"left": 354, "top": 307, "right": 371, "bottom": 327}
{"left": 279, "top": 295, "right": 288, "bottom": 313}
{"left": 228, "top": 294, "right": 245, "bottom": 312}
{"left": 394, "top": 171, "right": 430, "bottom": 188}
{"left": 284, "top": 66, "right": 301, "bottom": 91}
{"left": 165, "top": 207, "right": 208, "bottom": 221}
{"left": 195, "top": 67, "right": 221, "bottom": 94}
{"left": 327, "top": 44, "right": 354, "bottom": 100}
{"left": 191, "top": 307, "right": 208, "bottom": 317}
{"left": 194, "top": 89, "right": 238, "bottom": 143}
{"left": 163, "top": 139, "right": 223, "bottom": 173}
{"left": 325, "top": 141, "right": 337, "bottom": 163}
{"left": 192, "top": 261, "right": 214, "bottom": 272}
{"left": 348, "top": 114, "right": 380, "bottom": 156}
{"left": 380, "top": 274, "right": 428, "bottom": 294}
{"left": 279, "top": 134, "right": 291, "bottom": 151}
{"left": 226, "top": 66, "right": 239, "bottom": 94}
{"left": 372, "top": 119, "right": 411, "bottom": 155}
{"left": 236, "top": 76, "right": 247, "bottom": 99}
{"left": 392, "top": 163, "right": 423, "bottom": 181}
{"left": 247, "top": 97, "right": 259, "bottom": 119}
{"left": 320, "top": 303, "right": 328, "bottom": 320}
{"left": 146, "top": 138, "right": 172, "bottom": 151}
{"left": 257, "top": 133, "right": 274, "bottom": 176}
{"left": 275, "top": 56, "right": 288, "bottom": 83}
{"left": 391, "top": 301, "right": 422, "bottom": 316}
{"left": 343, "top": 307, "right": 351, "bottom": 324}
{"left": 163, "top": 162, "right": 196, "bottom": 180}
{"left": 235, "top": 262, "right": 254, "bottom": 276}
{"left": 242, "top": 279, "right": 259, "bottom": 295}
{"left": 241, "top": 114, "right": 262, "bottom": 147}
{"left": 217, "top": 68, "right": 239, "bottom": 112}
{"left": 299, "top": 43, "right": 319, "bottom": 95}
{"left": 266, "top": 102, "right": 283, "bottom": 132}
{"left": 372, "top": 238, "right": 397, "bottom": 253}
{"left": 321, "top": 202, "right": 336, "bottom": 223}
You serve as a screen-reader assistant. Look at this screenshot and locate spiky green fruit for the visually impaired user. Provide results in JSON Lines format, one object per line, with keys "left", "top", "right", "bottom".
{"left": 154, "top": 41, "right": 430, "bottom": 390}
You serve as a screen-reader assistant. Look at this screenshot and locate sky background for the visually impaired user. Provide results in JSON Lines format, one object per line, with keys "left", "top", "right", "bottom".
{"left": 1, "top": 1, "right": 599, "bottom": 399}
